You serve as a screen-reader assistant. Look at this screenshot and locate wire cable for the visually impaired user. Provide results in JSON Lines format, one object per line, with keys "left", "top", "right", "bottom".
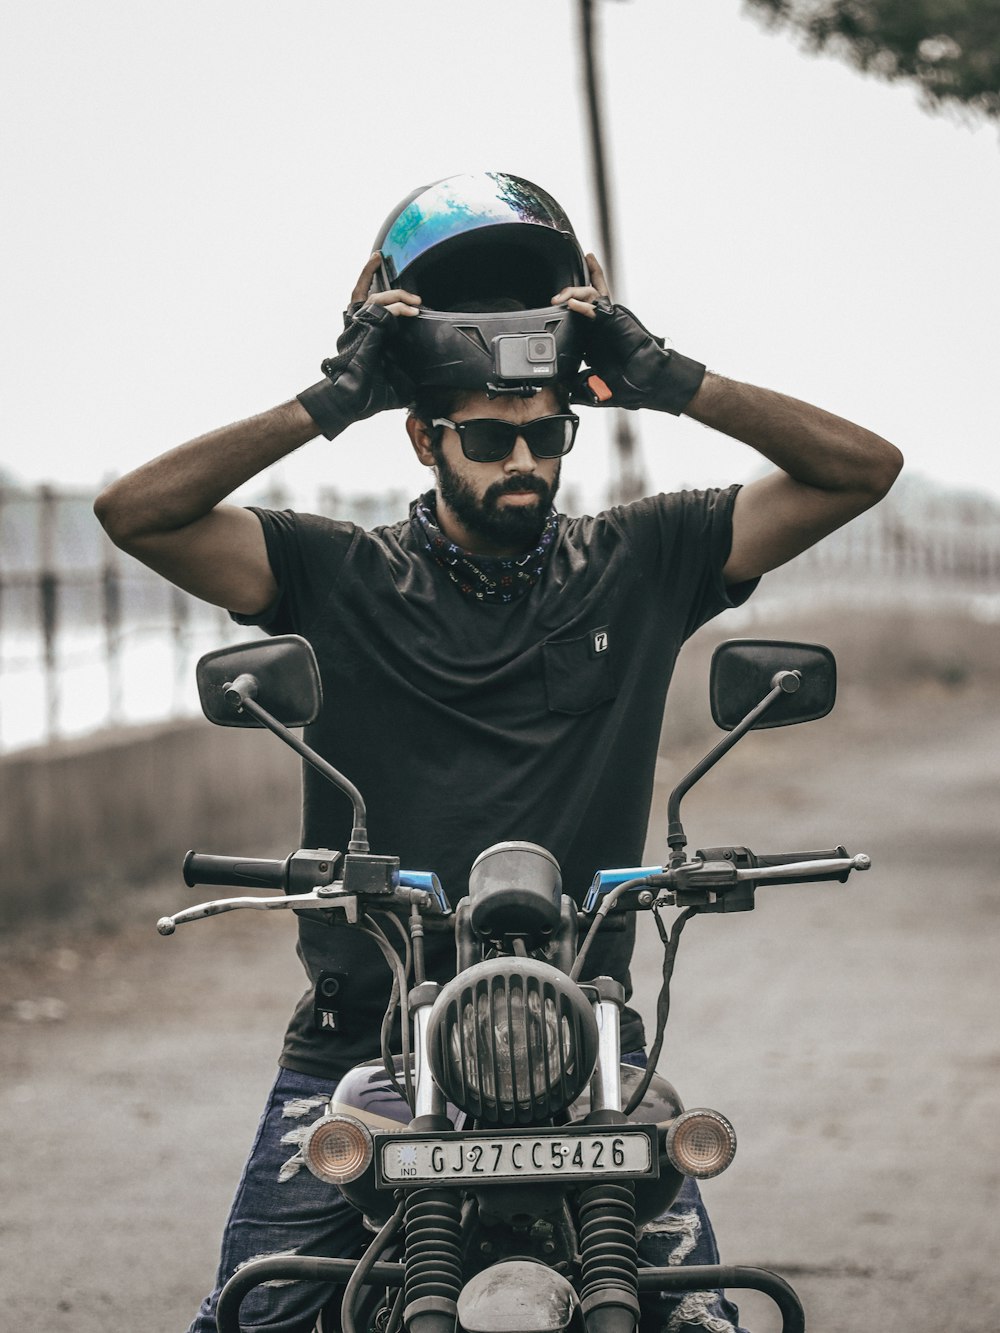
{"left": 570, "top": 877, "right": 650, "bottom": 983}
{"left": 340, "top": 1198, "right": 405, "bottom": 1333}
{"left": 372, "top": 909, "right": 413, "bottom": 986}
{"left": 357, "top": 918, "right": 414, "bottom": 1112}
{"left": 624, "top": 906, "right": 699, "bottom": 1114}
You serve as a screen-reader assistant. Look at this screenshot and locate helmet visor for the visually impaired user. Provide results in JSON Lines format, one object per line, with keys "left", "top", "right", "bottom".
{"left": 380, "top": 172, "right": 578, "bottom": 287}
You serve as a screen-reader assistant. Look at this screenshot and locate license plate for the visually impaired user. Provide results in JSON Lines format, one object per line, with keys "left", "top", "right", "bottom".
{"left": 375, "top": 1125, "right": 657, "bottom": 1187}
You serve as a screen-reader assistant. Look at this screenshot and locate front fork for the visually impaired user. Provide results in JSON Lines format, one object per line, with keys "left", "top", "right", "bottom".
{"left": 410, "top": 980, "right": 447, "bottom": 1121}
{"left": 581, "top": 978, "right": 640, "bottom": 1333}
{"left": 403, "top": 983, "right": 463, "bottom": 1333}
{"left": 589, "top": 977, "right": 625, "bottom": 1114}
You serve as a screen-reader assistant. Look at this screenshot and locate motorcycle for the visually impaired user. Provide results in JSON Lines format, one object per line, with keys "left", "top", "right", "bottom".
{"left": 157, "top": 633, "right": 870, "bottom": 1333}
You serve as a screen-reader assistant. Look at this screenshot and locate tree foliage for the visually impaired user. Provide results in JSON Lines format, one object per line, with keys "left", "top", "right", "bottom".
{"left": 743, "top": 0, "right": 1000, "bottom": 121}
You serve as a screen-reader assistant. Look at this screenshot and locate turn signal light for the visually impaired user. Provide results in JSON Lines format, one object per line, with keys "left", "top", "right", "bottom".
{"left": 302, "top": 1113, "right": 374, "bottom": 1185}
{"left": 664, "top": 1109, "right": 737, "bottom": 1179}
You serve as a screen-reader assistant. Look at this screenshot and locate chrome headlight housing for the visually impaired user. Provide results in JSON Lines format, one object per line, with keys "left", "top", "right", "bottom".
{"left": 426, "top": 958, "right": 599, "bottom": 1125}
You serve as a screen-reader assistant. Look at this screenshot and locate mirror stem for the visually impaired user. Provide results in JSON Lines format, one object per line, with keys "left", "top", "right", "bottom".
{"left": 665, "top": 673, "right": 800, "bottom": 867}
{"left": 234, "top": 694, "right": 370, "bottom": 853}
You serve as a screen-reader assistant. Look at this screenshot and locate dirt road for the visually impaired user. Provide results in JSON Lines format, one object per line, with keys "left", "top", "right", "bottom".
{"left": 2, "top": 683, "right": 998, "bottom": 1332}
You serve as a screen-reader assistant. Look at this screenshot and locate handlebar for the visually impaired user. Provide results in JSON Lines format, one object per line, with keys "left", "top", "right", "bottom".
{"left": 183, "top": 852, "right": 287, "bottom": 891}
{"left": 652, "top": 848, "right": 869, "bottom": 913}
{"left": 585, "top": 846, "right": 870, "bottom": 913}
{"left": 752, "top": 847, "right": 855, "bottom": 886}
{"left": 160, "top": 849, "right": 451, "bottom": 934}
{"left": 163, "top": 845, "right": 870, "bottom": 936}
{"left": 183, "top": 848, "right": 341, "bottom": 894}
{"left": 649, "top": 853, "right": 869, "bottom": 893}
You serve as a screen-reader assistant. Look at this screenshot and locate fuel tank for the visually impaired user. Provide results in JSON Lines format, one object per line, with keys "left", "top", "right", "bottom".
{"left": 332, "top": 1056, "right": 414, "bottom": 1132}
{"left": 328, "top": 1056, "right": 414, "bottom": 1222}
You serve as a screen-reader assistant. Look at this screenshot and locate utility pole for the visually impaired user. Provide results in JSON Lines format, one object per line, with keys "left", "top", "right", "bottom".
{"left": 576, "top": 0, "right": 646, "bottom": 503}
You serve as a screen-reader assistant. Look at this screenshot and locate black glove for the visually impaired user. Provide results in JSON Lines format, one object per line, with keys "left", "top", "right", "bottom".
{"left": 571, "top": 302, "right": 706, "bottom": 416}
{"left": 297, "top": 302, "right": 413, "bottom": 441}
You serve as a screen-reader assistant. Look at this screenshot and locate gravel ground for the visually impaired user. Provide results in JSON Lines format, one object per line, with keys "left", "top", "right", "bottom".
{"left": 2, "top": 682, "right": 997, "bottom": 1333}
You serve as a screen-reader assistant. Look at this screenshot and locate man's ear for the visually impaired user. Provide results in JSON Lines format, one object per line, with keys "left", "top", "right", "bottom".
{"left": 406, "top": 413, "right": 437, "bottom": 468}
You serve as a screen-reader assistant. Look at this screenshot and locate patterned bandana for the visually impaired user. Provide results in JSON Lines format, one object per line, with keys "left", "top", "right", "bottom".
{"left": 411, "top": 492, "right": 559, "bottom": 604}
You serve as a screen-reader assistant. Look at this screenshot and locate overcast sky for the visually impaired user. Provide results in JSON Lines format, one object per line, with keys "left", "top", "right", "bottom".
{"left": 2, "top": 0, "right": 998, "bottom": 513}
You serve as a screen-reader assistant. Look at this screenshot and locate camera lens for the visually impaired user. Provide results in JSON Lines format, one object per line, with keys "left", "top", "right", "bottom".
{"left": 528, "top": 337, "right": 555, "bottom": 362}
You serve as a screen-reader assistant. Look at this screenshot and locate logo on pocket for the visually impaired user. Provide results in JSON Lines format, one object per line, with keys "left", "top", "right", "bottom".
{"left": 592, "top": 629, "right": 609, "bottom": 654}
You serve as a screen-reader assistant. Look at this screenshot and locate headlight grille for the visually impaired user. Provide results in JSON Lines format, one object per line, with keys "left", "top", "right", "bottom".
{"left": 428, "top": 959, "right": 598, "bottom": 1125}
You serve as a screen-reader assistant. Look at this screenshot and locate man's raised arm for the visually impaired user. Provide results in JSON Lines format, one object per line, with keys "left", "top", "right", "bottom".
{"left": 94, "top": 401, "right": 320, "bottom": 615}
{"left": 95, "top": 254, "right": 421, "bottom": 614}
{"left": 684, "top": 375, "right": 902, "bottom": 585}
{"left": 554, "top": 253, "right": 903, "bottom": 585}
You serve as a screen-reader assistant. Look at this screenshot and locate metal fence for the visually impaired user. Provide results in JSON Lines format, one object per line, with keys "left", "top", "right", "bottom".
{"left": 0, "top": 482, "right": 412, "bottom": 752}
{"left": 755, "top": 476, "right": 1000, "bottom": 611}
{"left": 1, "top": 476, "right": 998, "bottom": 752}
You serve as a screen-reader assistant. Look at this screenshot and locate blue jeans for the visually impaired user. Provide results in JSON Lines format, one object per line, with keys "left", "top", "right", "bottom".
{"left": 189, "top": 1066, "right": 747, "bottom": 1333}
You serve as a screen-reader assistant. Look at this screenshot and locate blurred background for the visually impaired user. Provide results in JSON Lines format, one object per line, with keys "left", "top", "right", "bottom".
{"left": 1, "top": 2, "right": 998, "bottom": 1330}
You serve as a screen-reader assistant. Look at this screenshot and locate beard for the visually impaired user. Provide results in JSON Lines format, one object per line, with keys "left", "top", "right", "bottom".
{"left": 433, "top": 450, "right": 561, "bottom": 551}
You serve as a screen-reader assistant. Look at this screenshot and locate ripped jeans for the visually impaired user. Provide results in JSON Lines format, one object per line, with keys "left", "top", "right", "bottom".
{"left": 188, "top": 1065, "right": 748, "bottom": 1333}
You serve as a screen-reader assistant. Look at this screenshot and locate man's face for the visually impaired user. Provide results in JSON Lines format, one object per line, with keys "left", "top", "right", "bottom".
{"left": 422, "top": 388, "right": 565, "bottom": 554}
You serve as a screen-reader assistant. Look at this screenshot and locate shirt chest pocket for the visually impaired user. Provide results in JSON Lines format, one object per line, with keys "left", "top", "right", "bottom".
{"left": 542, "top": 625, "right": 618, "bottom": 715}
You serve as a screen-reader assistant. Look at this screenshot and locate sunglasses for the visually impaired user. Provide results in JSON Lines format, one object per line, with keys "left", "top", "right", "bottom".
{"left": 431, "top": 413, "right": 580, "bottom": 464}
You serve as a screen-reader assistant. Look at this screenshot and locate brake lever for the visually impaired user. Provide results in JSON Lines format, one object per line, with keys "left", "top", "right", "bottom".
{"left": 157, "top": 877, "right": 451, "bottom": 936}
{"left": 157, "top": 885, "right": 361, "bottom": 934}
{"left": 648, "top": 853, "right": 872, "bottom": 913}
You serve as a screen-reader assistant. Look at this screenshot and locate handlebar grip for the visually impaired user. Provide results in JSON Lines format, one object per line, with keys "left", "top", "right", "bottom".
{"left": 183, "top": 850, "right": 288, "bottom": 890}
{"left": 753, "top": 847, "right": 851, "bottom": 886}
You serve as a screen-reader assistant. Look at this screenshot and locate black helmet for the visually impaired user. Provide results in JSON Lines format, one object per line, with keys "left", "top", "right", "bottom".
{"left": 371, "top": 171, "right": 589, "bottom": 398}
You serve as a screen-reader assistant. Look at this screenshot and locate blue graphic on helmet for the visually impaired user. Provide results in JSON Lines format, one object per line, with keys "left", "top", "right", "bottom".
{"left": 380, "top": 173, "right": 576, "bottom": 286}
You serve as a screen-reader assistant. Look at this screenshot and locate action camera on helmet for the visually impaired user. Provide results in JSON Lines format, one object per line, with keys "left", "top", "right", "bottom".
{"left": 371, "top": 172, "right": 588, "bottom": 397}
{"left": 498, "top": 329, "right": 558, "bottom": 378}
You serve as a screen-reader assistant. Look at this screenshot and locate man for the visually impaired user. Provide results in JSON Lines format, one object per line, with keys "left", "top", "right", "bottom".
{"left": 95, "top": 173, "right": 901, "bottom": 1333}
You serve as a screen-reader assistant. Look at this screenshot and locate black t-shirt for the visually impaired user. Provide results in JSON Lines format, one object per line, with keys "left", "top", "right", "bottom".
{"left": 238, "top": 489, "right": 756, "bottom": 1080}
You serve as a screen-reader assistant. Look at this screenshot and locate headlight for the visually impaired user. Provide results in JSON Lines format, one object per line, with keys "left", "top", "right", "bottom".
{"left": 426, "top": 958, "right": 599, "bottom": 1125}
{"left": 302, "top": 1112, "right": 374, "bottom": 1185}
